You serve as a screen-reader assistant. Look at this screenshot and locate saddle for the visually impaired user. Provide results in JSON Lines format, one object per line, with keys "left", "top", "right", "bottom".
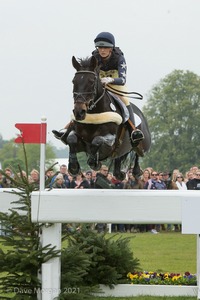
{"left": 107, "top": 91, "right": 142, "bottom": 126}
{"left": 107, "top": 91, "right": 129, "bottom": 123}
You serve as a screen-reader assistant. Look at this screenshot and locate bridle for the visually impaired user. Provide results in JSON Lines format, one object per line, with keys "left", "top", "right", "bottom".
{"left": 73, "top": 70, "right": 105, "bottom": 111}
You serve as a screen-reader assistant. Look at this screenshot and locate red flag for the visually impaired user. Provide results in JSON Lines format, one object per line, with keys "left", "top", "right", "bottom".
{"left": 15, "top": 123, "right": 47, "bottom": 144}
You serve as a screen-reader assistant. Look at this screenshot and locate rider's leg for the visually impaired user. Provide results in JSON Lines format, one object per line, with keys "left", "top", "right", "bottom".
{"left": 117, "top": 94, "right": 144, "bottom": 146}
{"left": 52, "top": 121, "right": 73, "bottom": 140}
{"left": 126, "top": 105, "right": 144, "bottom": 146}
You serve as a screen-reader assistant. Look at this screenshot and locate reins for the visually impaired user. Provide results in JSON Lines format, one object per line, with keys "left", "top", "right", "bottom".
{"left": 88, "top": 88, "right": 106, "bottom": 110}
{"left": 106, "top": 85, "right": 143, "bottom": 100}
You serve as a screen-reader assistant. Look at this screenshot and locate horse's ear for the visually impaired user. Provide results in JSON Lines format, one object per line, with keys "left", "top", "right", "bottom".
{"left": 89, "top": 55, "right": 98, "bottom": 71}
{"left": 72, "top": 56, "right": 81, "bottom": 71}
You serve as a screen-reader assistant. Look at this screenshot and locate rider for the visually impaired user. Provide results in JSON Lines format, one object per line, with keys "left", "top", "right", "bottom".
{"left": 92, "top": 31, "right": 144, "bottom": 146}
{"left": 53, "top": 32, "right": 144, "bottom": 146}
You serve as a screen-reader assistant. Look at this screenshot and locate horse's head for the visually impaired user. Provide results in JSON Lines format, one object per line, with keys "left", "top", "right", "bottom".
{"left": 72, "top": 56, "right": 102, "bottom": 121}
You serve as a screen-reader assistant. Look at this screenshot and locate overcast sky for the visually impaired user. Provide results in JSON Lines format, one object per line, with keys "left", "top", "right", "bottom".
{"left": 0, "top": 0, "right": 199, "bottom": 148}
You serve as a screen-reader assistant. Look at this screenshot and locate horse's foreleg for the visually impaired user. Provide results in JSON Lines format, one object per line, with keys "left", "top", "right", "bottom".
{"left": 67, "top": 131, "right": 81, "bottom": 175}
{"left": 87, "top": 134, "right": 116, "bottom": 170}
{"left": 87, "top": 136, "right": 104, "bottom": 170}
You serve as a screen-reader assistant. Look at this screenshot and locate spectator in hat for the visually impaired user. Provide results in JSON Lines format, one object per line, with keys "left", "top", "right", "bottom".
{"left": 163, "top": 171, "right": 178, "bottom": 190}
{"left": 85, "top": 170, "right": 95, "bottom": 188}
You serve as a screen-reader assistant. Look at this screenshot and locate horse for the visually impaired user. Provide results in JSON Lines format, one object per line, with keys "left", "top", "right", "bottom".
{"left": 56, "top": 55, "right": 151, "bottom": 180}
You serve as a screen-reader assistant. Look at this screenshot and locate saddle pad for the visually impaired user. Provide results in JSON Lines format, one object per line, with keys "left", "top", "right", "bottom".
{"left": 72, "top": 112, "right": 122, "bottom": 125}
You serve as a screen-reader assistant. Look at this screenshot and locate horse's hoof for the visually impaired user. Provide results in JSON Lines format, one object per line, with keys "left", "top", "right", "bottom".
{"left": 113, "top": 171, "right": 126, "bottom": 181}
{"left": 132, "top": 167, "right": 143, "bottom": 178}
{"left": 87, "top": 159, "right": 101, "bottom": 171}
{"left": 68, "top": 162, "right": 81, "bottom": 176}
{"left": 93, "top": 162, "right": 102, "bottom": 171}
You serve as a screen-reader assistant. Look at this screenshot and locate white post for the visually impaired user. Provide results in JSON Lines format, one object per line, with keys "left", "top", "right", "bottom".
{"left": 40, "top": 223, "right": 61, "bottom": 300}
{"left": 38, "top": 116, "right": 62, "bottom": 300}
{"left": 197, "top": 235, "right": 200, "bottom": 299}
{"left": 39, "top": 116, "right": 46, "bottom": 191}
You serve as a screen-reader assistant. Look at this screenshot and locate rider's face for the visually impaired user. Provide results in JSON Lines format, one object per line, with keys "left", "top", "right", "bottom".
{"left": 97, "top": 47, "right": 113, "bottom": 59}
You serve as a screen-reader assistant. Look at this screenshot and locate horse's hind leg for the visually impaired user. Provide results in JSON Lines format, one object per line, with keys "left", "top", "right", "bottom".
{"left": 67, "top": 131, "right": 81, "bottom": 175}
{"left": 132, "top": 154, "right": 143, "bottom": 178}
{"left": 113, "top": 157, "right": 126, "bottom": 181}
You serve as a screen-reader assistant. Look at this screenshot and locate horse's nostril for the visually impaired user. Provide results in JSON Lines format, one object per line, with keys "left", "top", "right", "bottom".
{"left": 73, "top": 109, "right": 86, "bottom": 121}
{"left": 80, "top": 110, "right": 86, "bottom": 116}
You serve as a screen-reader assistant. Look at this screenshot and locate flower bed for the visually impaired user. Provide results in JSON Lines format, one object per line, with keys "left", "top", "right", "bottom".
{"left": 95, "top": 272, "right": 198, "bottom": 297}
{"left": 127, "top": 271, "right": 197, "bottom": 285}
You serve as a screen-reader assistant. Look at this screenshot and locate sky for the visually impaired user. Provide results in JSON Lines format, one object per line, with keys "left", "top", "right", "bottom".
{"left": 0, "top": 0, "right": 200, "bottom": 149}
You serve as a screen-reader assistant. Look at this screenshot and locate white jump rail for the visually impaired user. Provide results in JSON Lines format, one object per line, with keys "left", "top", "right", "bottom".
{"left": 1, "top": 189, "right": 200, "bottom": 299}
{"left": 31, "top": 189, "right": 184, "bottom": 224}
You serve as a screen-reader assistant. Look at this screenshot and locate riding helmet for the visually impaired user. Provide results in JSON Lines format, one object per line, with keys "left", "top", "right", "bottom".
{"left": 94, "top": 32, "right": 115, "bottom": 48}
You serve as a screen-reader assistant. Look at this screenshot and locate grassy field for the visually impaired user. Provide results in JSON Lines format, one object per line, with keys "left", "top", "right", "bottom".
{"left": 1, "top": 231, "right": 197, "bottom": 273}
{"left": 107, "top": 231, "right": 196, "bottom": 274}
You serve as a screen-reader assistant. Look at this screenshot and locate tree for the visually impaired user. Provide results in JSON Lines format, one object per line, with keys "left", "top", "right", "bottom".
{"left": 0, "top": 134, "right": 3, "bottom": 148}
{"left": 0, "top": 140, "right": 55, "bottom": 173}
{"left": 141, "top": 70, "right": 200, "bottom": 173}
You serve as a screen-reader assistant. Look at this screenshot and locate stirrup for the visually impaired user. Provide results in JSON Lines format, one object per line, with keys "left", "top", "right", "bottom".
{"left": 130, "top": 129, "right": 144, "bottom": 144}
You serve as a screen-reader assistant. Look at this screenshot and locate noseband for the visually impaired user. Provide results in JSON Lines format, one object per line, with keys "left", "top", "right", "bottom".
{"left": 73, "top": 70, "right": 105, "bottom": 110}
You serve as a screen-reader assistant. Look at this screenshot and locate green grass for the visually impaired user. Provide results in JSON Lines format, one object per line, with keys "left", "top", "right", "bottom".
{"left": 2, "top": 232, "right": 196, "bottom": 274}
{"left": 120, "top": 231, "right": 196, "bottom": 273}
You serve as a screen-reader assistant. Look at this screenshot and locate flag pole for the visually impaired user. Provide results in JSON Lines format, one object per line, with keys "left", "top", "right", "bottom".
{"left": 39, "top": 116, "right": 47, "bottom": 191}
{"left": 38, "top": 116, "right": 47, "bottom": 300}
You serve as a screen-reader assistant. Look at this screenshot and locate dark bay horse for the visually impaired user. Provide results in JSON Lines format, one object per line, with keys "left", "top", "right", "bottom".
{"left": 58, "top": 56, "right": 151, "bottom": 180}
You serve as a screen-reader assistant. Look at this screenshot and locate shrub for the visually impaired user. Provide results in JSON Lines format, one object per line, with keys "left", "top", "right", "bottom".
{"left": 59, "top": 225, "right": 140, "bottom": 299}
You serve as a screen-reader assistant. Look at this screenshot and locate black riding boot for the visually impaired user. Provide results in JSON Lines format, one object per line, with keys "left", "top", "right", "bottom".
{"left": 52, "top": 130, "right": 65, "bottom": 140}
{"left": 52, "top": 121, "right": 74, "bottom": 140}
{"left": 127, "top": 105, "right": 144, "bottom": 146}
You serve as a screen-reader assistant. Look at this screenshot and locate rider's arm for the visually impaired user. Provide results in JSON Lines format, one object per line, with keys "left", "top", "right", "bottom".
{"left": 112, "top": 55, "right": 127, "bottom": 85}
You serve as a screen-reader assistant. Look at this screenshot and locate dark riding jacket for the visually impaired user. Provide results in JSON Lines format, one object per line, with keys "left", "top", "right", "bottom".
{"left": 92, "top": 47, "right": 127, "bottom": 85}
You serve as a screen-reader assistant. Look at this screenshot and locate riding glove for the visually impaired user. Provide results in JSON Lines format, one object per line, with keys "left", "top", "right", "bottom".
{"left": 101, "top": 77, "right": 114, "bottom": 85}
